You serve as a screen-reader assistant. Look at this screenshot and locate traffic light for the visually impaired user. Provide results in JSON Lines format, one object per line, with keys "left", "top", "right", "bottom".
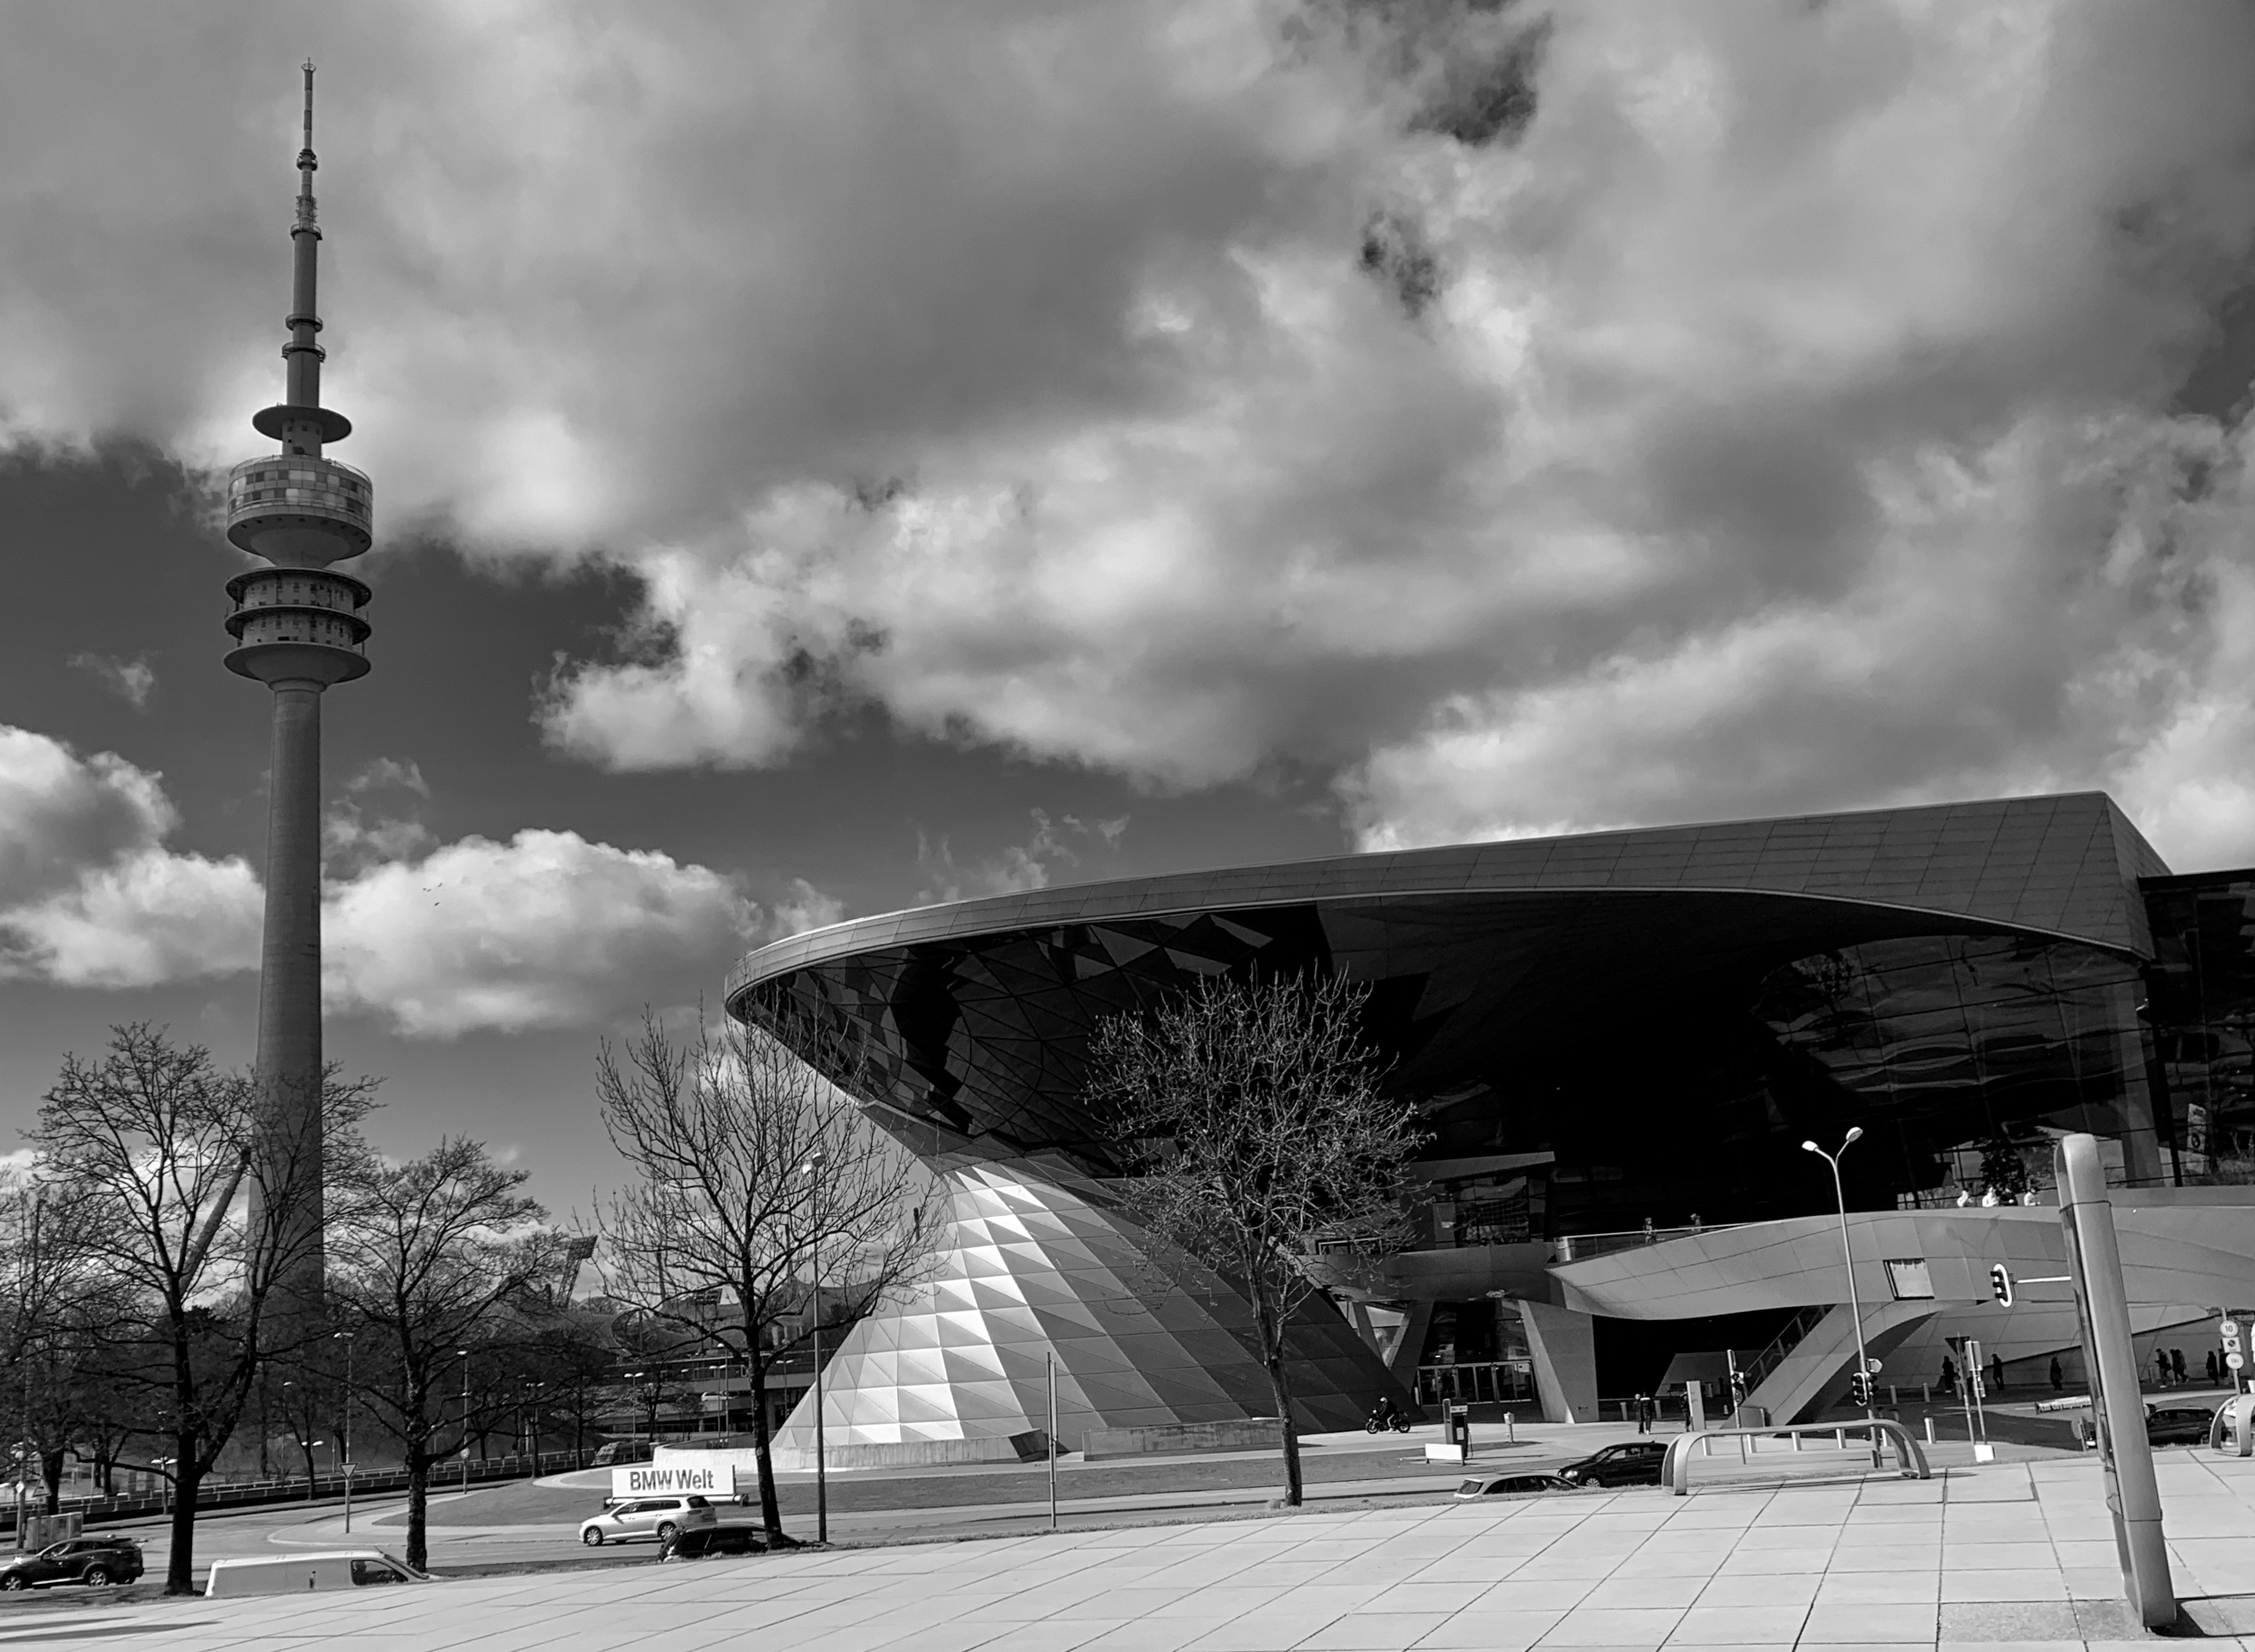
{"left": 1847, "top": 1369, "right": 1872, "bottom": 1407}
{"left": 1989, "top": 1264, "right": 2014, "bottom": 1307}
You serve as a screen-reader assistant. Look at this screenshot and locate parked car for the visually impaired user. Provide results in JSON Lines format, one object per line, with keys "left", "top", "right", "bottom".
{"left": 1556, "top": 1441, "right": 1670, "bottom": 1487}
{"left": 0, "top": 1537, "right": 144, "bottom": 1591}
{"left": 664, "top": 1525, "right": 766, "bottom": 1560}
{"left": 591, "top": 1439, "right": 655, "bottom": 1467}
{"left": 579, "top": 1495, "right": 719, "bottom": 1547}
{"left": 205, "top": 1551, "right": 425, "bottom": 1597}
{"left": 1454, "top": 1473, "right": 1581, "bottom": 1500}
{"left": 2146, "top": 1405, "right": 2216, "bottom": 1447}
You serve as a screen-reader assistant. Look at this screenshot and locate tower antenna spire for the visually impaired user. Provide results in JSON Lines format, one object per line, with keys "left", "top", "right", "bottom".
{"left": 297, "top": 59, "right": 317, "bottom": 222}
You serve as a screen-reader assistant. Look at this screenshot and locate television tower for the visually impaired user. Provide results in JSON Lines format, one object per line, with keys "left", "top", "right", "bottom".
{"left": 224, "top": 61, "right": 372, "bottom": 1307}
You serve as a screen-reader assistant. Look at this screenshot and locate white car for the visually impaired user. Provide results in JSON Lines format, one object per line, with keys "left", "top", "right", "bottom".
{"left": 579, "top": 1495, "right": 720, "bottom": 1547}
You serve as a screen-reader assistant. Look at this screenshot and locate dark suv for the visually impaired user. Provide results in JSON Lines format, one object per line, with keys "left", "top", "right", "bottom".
{"left": 0, "top": 1536, "right": 145, "bottom": 1590}
{"left": 1557, "top": 1441, "right": 1670, "bottom": 1487}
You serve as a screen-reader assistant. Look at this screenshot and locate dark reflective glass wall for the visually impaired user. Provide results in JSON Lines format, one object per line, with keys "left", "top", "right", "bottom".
{"left": 744, "top": 886, "right": 2182, "bottom": 1232}
{"left": 2143, "top": 871, "right": 2255, "bottom": 1177}
{"left": 1754, "top": 934, "right": 2164, "bottom": 1193}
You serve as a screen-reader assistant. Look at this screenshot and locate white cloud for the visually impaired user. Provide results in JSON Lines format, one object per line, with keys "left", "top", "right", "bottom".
{"left": 767, "top": 877, "right": 846, "bottom": 939}
{"left": 323, "top": 830, "right": 758, "bottom": 1038}
{"left": 0, "top": 723, "right": 761, "bottom": 1033}
{"left": 913, "top": 809, "right": 1130, "bottom": 904}
{"left": 5, "top": 5, "right": 2255, "bottom": 859}
{"left": 68, "top": 654, "right": 157, "bottom": 710}
{"left": 0, "top": 726, "right": 260, "bottom": 987}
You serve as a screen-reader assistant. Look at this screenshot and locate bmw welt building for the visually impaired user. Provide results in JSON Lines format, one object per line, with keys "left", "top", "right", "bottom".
{"left": 727, "top": 792, "right": 2255, "bottom": 1459}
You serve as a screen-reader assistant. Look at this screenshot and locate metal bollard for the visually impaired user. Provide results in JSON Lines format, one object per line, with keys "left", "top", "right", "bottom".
{"left": 1924, "top": 1416, "right": 1936, "bottom": 1444}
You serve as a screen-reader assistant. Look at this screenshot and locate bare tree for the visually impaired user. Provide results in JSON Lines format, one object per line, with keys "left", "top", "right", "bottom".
{"left": 29, "top": 1024, "right": 371, "bottom": 1593}
{"left": 598, "top": 1011, "right": 938, "bottom": 1543}
{"left": 0, "top": 1174, "right": 129, "bottom": 1516}
{"left": 326, "top": 1136, "right": 565, "bottom": 1572}
{"left": 1084, "top": 972, "right": 1423, "bottom": 1507}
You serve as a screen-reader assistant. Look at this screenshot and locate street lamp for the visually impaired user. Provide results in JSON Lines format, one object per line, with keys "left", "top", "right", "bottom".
{"left": 15, "top": 1186, "right": 44, "bottom": 1551}
{"left": 798, "top": 1147, "right": 828, "bottom": 1545}
{"left": 293, "top": 1441, "right": 324, "bottom": 1503}
{"left": 1802, "top": 1128, "right": 1878, "bottom": 1450}
{"left": 333, "top": 1331, "right": 355, "bottom": 1532}
{"left": 458, "top": 1349, "right": 472, "bottom": 1499}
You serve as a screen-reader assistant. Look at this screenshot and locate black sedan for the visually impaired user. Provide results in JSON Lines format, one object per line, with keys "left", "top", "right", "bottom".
{"left": 1557, "top": 1441, "right": 1670, "bottom": 1487}
{"left": 1454, "top": 1472, "right": 1582, "bottom": 1500}
{"left": 0, "top": 1537, "right": 145, "bottom": 1590}
{"left": 2146, "top": 1406, "right": 2216, "bottom": 1446}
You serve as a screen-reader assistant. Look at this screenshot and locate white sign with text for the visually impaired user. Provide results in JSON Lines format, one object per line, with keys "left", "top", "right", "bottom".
{"left": 610, "top": 1463, "right": 738, "bottom": 1499}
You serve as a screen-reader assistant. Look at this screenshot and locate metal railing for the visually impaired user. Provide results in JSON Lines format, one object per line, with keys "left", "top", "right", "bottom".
{"left": 1662, "top": 1420, "right": 1930, "bottom": 1495}
{"left": 1738, "top": 1304, "right": 1830, "bottom": 1395}
{"left": 1552, "top": 1224, "right": 1740, "bottom": 1263}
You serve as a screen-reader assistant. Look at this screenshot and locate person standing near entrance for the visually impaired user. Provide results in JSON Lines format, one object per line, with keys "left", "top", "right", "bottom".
{"left": 2209, "top": 1349, "right": 2222, "bottom": 1386}
{"left": 1633, "top": 1393, "right": 1651, "bottom": 1434}
{"left": 1941, "top": 1354, "right": 1957, "bottom": 1395}
{"left": 2050, "top": 1356, "right": 2064, "bottom": 1392}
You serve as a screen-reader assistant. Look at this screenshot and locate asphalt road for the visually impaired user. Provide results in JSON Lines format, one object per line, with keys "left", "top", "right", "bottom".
{"left": 0, "top": 1418, "right": 1697, "bottom": 1597}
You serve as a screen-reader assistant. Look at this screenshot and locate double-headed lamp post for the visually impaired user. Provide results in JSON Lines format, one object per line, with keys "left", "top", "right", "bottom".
{"left": 333, "top": 1331, "right": 355, "bottom": 1532}
{"left": 1802, "top": 1128, "right": 1878, "bottom": 1442}
{"left": 797, "top": 1148, "right": 828, "bottom": 1545}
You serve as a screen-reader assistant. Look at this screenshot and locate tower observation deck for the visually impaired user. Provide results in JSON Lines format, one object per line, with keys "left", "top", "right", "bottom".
{"left": 228, "top": 63, "right": 370, "bottom": 1308}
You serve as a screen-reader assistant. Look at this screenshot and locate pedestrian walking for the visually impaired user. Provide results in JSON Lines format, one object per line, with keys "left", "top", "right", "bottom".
{"left": 2050, "top": 1356, "right": 2063, "bottom": 1392}
{"left": 1989, "top": 1353, "right": 2004, "bottom": 1394}
{"left": 1633, "top": 1393, "right": 1651, "bottom": 1434}
{"left": 2172, "top": 1347, "right": 2187, "bottom": 1385}
{"left": 1940, "top": 1354, "right": 1957, "bottom": 1395}
{"left": 2155, "top": 1347, "right": 2171, "bottom": 1388}
{"left": 2209, "top": 1349, "right": 2221, "bottom": 1385}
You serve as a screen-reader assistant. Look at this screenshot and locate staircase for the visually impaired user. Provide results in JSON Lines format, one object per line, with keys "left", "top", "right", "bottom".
{"left": 1743, "top": 1300, "right": 1940, "bottom": 1424}
{"left": 1738, "top": 1304, "right": 1827, "bottom": 1396}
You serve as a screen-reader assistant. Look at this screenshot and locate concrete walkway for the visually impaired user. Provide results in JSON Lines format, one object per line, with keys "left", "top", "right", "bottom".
{"left": 11, "top": 1451, "right": 2255, "bottom": 1649}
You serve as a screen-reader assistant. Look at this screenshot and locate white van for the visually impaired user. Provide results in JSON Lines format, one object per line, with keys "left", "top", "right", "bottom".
{"left": 204, "top": 1551, "right": 429, "bottom": 1597}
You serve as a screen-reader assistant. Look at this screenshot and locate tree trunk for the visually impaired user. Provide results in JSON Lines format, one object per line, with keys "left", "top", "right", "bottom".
{"left": 1255, "top": 1295, "right": 1303, "bottom": 1507}
{"left": 405, "top": 1451, "right": 430, "bottom": 1573}
{"left": 298, "top": 1435, "right": 317, "bottom": 1486}
{"left": 163, "top": 1434, "right": 199, "bottom": 1595}
{"left": 40, "top": 1449, "right": 62, "bottom": 1515}
{"left": 746, "top": 1343, "right": 783, "bottom": 1539}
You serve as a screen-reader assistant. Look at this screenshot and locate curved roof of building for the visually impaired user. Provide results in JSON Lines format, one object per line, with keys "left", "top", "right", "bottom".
{"left": 730, "top": 792, "right": 2167, "bottom": 1003}
{"left": 726, "top": 793, "right": 2169, "bottom": 1182}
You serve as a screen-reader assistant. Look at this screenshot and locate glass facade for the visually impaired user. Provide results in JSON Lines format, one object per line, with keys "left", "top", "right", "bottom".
{"left": 732, "top": 795, "right": 2206, "bottom": 1244}
{"left": 2143, "top": 871, "right": 2255, "bottom": 1178}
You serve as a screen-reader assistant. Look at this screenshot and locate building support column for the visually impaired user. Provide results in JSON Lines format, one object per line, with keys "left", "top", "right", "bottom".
{"left": 1517, "top": 1300, "right": 1599, "bottom": 1424}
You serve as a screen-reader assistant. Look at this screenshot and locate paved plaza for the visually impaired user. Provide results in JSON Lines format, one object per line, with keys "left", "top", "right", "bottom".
{"left": 8, "top": 1452, "right": 2255, "bottom": 1650}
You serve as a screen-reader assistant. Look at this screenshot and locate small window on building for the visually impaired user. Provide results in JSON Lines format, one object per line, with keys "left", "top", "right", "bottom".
{"left": 1883, "top": 1258, "right": 1935, "bottom": 1300}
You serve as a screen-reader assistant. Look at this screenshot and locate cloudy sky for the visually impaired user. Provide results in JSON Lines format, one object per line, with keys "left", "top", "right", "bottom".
{"left": 2, "top": 0, "right": 2253, "bottom": 1204}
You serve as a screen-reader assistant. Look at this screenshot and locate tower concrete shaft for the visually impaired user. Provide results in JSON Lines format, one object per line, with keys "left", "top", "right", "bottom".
{"left": 228, "top": 63, "right": 373, "bottom": 1312}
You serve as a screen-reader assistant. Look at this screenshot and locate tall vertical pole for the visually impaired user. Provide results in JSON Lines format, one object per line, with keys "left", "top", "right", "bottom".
{"left": 812, "top": 1157, "right": 826, "bottom": 1546}
{"left": 459, "top": 1352, "right": 471, "bottom": 1499}
{"left": 2058, "top": 1133, "right": 2177, "bottom": 1629}
{"left": 1046, "top": 1352, "right": 1058, "bottom": 1532}
{"left": 337, "top": 1332, "right": 354, "bottom": 1533}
